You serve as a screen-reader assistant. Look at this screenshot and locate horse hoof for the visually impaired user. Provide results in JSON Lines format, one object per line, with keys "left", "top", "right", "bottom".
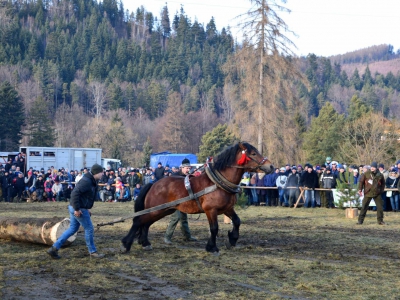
{"left": 225, "top": 240, "right": 232, "bottom": 250}
{"left": 120, "top": 245, "right": 129, "bottom": 254}
{"left": 211, "top": 251, "right": 220, "bottom": 257}
{"left": 142, "top": 245, "right": 153, "bottom": 251}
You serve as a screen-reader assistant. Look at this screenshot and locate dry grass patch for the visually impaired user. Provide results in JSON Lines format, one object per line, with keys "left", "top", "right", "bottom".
{"left": 1, "top": 202, "right": 400, "bottom": 299}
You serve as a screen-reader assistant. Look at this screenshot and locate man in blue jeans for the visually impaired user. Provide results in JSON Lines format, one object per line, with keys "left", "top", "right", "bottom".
{"left": 46, "top": 163, "right": 104, "bottom": 259}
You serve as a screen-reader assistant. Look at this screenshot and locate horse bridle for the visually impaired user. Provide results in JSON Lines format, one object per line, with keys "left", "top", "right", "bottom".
{"left": 229, "top": 149, "right": 270, "bottom": 171}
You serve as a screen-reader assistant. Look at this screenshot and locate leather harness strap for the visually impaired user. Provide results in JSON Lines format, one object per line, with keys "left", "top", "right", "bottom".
{"left": 205, "top": 165, "right": 241, "bottom": 194}
{"left": 184, "top": 175, "right": 204, "bottom": 212}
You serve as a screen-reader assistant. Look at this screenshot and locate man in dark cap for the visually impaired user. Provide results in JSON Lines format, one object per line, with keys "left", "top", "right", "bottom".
{"left": 164, "top": 158, "right": 197, "bottom": 244}
{"left": 47, "top": 163, "right": 105, "bottom": 259}
{"left": 154, "top": 162, "right": 165, "bottom": 181}
{"left": 357, "top": 162, "right": 386, "bottom": 225}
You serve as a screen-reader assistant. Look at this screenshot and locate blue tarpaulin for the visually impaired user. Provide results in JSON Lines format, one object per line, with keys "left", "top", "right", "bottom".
{"left": 150, "top": 152, "right": 197, "bottom": 169}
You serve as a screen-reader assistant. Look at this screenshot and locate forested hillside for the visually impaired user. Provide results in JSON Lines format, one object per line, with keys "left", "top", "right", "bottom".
{"left": 1, "top": 0, "right": 400, "bottom": 166}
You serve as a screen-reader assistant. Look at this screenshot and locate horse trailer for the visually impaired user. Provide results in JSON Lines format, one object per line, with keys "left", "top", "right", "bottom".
{"left": 19, "top": 147, "right": 102, "bottom": 171}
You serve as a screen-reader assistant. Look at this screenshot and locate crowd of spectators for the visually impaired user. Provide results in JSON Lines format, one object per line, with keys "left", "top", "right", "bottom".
{"left": 0, "top": 156, "right": 192, "bottom": 204}
{"left": 240, "top": 157, "right": 400, "bottom": 211}
{"left": 3, "top": 154, "right": 400, "bottom": 212}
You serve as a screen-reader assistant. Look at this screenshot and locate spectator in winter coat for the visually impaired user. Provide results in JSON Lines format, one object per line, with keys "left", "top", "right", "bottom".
{"left": 351, "top": 168, "right": 359, "bottom": 187}
{"left": 300, "top": 165, "right": 319, "bottom": 208}
{"left": 357, "top": 161, "right": 385, "bottom": 225}
{"left": 276, "top": 167, "right": 288, "bottom": 206}
{"left": 45, "top": 177, "right": 54, "bottom": 201}
{"left": 52, "top": 179, "right": 64, "bottom": 202}
{"left": 250, "top": 173, "right": 258, "bottom": 205}
{"left": 35, "top": 175, "right": 45, "bottom": 201}
{"left": 133, "top": 183, "right": 142, "bottom": 201}
{"left": 2, "top": 171, "right": 13, "bottom": 202}
{"left": 15, "top": 173, "right": 26, "bottom": 201}
{"left": 386, "top": 171, "right": 399, "bottom": 212}
{"left": 99, "top": 184, "right": 114, "bottom": 202}
{"left": 285, "top": 167, "right": 300, "bottom": 207}
{"left": 154, "top": 162, "right": 165, "bottom": 181}
{"left": 322, "top": 167, "right": 336, "bottom": 208}
{"left": 256, "top": 173, "right": 266, "bottom": 205}
{"left": 24, "top": 171, "right": 36, "bottom": 194}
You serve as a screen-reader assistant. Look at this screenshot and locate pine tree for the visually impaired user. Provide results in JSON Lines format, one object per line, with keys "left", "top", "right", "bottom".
{"left": 197, "top": 124, "right": 236, "bottom": 162}
{"left": 302, "top": 102, "right": 344, "bottom": 164}
{"left": 26, "top": 96, "right": 55, "bottom": 147}
{"left": 0, "top": 82, "right": 25, "bottom": 151}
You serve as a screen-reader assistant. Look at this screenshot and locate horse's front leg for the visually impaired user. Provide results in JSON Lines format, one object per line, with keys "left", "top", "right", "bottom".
{"left": 204, "top": 209, "right": 219, "bottom": 254}
{"left": 224, "top": 208, "right": 240, "bottom": 249}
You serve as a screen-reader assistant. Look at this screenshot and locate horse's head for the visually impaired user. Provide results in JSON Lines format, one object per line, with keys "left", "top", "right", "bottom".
{"left": 212, "top": 142, "right": 274, "bottom": 174}
{"left": 237, "top": 142, "right": 274, "bottom": 174}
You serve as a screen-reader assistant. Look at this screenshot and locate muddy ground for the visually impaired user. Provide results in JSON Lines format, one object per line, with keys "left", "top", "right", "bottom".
{"left": 1, "top": 202, "right": 400, "bottom": 299}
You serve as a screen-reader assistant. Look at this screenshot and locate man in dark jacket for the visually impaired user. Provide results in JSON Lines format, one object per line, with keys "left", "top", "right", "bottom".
{"left": 357, "top": 161, "right": 386, "bottom": 225}
{"left": 47, "top": 163, "right": 105, "bottom": 259}
{"left": 164, "top": 158, "right": 197, "bottom": 244}
{"left": 300, "top": 165, "right": 319, "bottom": 208}
{"left": 285, "top": 167, "right": 300, "bottom": 207}
{"left": 154, "top": 162, "right": 165, "bottom": 181}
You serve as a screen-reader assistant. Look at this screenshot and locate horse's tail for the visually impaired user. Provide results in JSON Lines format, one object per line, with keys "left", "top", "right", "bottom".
{"left": 134, "top": 183, "right": 153, "bottom": 212}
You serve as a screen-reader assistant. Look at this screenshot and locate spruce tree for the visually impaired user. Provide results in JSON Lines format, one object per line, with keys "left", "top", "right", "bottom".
{"left": 0, "top": 81, "right": 25, "bottom": 151}
{"left": 302, "top": 102, "right": 344, "bottom": 164}
{"left": 197, "top": 124, "right": 236, "bottom": 163}
{"left": 26, "top": 96, "right": 55, "bottom": 147}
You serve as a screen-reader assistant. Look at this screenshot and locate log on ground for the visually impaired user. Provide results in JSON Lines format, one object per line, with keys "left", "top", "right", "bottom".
{"left": 0, "top": 217, "right": 76, "bottom": 246}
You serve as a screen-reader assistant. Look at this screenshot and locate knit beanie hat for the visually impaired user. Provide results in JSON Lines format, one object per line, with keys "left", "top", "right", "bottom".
{"left": 91, "top": 164, "right": 103, "bottom": 175}
{"left": 181, "top": 158, "right": 191, "bottom": 167}
{"left": 371, "top": 162, "right": 378, "bottom": 168}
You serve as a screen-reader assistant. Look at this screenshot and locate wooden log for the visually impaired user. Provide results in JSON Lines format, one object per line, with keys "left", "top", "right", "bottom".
{"left": 0, "top": 217, "right": 76, "bottom": 246}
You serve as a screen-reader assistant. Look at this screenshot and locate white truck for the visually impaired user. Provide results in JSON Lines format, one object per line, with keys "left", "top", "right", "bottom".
{"left": 19, "top": 147, "right": 103, "bottom": 171}
{"left": 101, "top": 158, "right": 122, "bottom": 170}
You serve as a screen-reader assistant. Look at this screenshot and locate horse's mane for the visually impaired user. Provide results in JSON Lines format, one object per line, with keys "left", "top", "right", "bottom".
{"left": 213, "top": 142, "right": 257, "bottom": 171}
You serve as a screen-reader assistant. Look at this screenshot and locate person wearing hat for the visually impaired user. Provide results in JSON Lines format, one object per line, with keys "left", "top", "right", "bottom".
{"left": 386, "top": 170, "right": 399, "bottom": 212}
{"left": 285, "top": 167, "right": 301, "bottom": 207}
{"left": 164, "top": 158, "right": 197, "bottom": 244}
{"left": 336, "top": 164, "right": 349, "bottom": 185}
{"left": 351, "top": 168, "right": 359, "bottom": 187}
{"left": 378, "top": 163, "right": 390, "bottom": 211}
{"left": 51, "top": 178, "right": 63, "bottom": 202}
{"left": 276, "top": 167, "right": 288, "bottom": 206}
{"left": 35, "top": 174, "right": 45, "bottom": 202}
{"left": 154, "top": 162, "right": 165, "bottom": 181}
{"left": 357, "top": 162, "right": 386, "bottom": 225}
{"left": 325, "top": 157, "right": 332, "bottom": 167}
{"left": 127, "top": 169, "right": 140, "bottom": 200}
{"left": 47, "top": 163, "right": 105, "bottom": 259}
{"left": 321, "top": 167, "right": 336, "bottom": 208}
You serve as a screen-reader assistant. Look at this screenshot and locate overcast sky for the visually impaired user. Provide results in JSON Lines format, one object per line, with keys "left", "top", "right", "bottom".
{"left": 122, "top": 0, "right": 400, "bottom": 57}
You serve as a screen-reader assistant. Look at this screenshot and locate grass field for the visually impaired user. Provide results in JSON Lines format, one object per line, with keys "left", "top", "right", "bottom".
{"left": 1, "top": 201, "right": 400, "bottom": 300}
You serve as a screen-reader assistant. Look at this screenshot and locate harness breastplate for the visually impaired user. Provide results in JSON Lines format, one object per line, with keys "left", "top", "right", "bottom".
{"left": 205, "top": 165, "right": 241, "bottom": 194}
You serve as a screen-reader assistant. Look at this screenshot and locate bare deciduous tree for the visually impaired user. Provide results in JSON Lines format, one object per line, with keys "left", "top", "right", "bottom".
{"left": 338, "top": 113, "right": 399, "bottom": 165}
{"left": 88, "top": 81, "right": 107, "bottom": 121}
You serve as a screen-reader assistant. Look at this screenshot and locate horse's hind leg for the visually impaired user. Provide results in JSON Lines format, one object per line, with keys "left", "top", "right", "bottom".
{"left": 121, "top": 217, "right": 141, "bottom": 253}
{"left": 224, "top": 209, "right": 241, "bottom": 249}
{"left": 205, "top": 209, "right": 219, "bottom": 254}
{"left": 138, "top": 224, "right": 152, "bottom": 250}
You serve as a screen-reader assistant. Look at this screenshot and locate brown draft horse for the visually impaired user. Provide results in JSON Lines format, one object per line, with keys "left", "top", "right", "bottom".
{"left": 121, "top": 142, "right": 274, "bottom": 254}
